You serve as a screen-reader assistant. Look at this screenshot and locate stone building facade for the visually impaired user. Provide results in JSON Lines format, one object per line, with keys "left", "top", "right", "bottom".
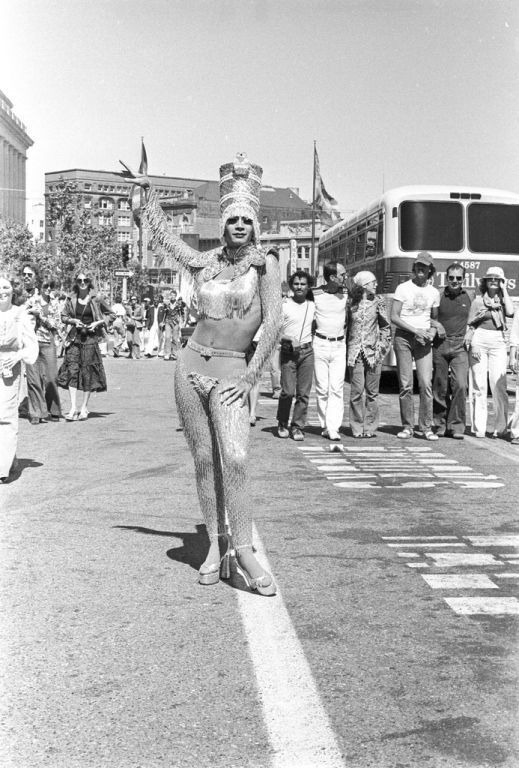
{"left": 0, "top": 91, "right": 33, "bottom": 224}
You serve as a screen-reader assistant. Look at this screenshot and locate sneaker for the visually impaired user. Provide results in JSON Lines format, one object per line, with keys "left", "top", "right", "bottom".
{"left": 277, "top": 423, "right": 289, "bottom": 439}
{"left": 424, "top": 431, "right": 439, "bottom": 441}
{"left": 397, "top": 428, "right": 413, "bottom": 439}
{"left": 328, "top": 431, "right": 341, "bottom": 441}
{"left": 291, "top": 428, "right": 304, "bottom": 441}
{"left": 271, "top": 390, "right": 281, "bottom": 400}
{"left": 451, "top": 433, "right": 464, "bottom": 440}
{"left": 321, "top": 428, "right": 329, "bottom": 438}
{"left": 511, "top": 437, "right": 519, "bottom": 445}
{"left": 475, "top": 432, "right": 485, "bottom": 438}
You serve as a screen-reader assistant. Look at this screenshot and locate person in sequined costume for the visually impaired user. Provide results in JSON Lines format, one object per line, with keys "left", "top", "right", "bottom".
{"left": 122, "top": 153, "right": 281, "bottom": 595}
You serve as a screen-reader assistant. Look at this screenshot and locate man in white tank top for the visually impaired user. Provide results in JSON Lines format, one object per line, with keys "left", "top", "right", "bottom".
{"left": 312, "top": 261, "right": 348, "bottom": 441}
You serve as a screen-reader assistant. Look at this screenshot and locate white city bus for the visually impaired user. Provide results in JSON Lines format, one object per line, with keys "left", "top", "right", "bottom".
{"left": 318, "top": 185, "right": 519, "bottom": 367}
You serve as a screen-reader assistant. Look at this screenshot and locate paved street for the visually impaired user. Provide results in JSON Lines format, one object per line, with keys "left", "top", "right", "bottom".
{"left": 1, "top": 357, "right": 518, "bottom": 768}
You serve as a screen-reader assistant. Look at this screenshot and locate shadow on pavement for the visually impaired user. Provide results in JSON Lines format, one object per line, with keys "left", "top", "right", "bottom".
{"left": 5, "top": 458, "right": 43, "bottom": 483}
{"left": 114, "top": 523, "right": 207, "bottom": 571}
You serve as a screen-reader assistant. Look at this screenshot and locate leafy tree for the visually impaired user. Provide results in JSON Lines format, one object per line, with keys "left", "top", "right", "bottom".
{"left": 0, "top": 219, "right": 39, "bottom": 273}
{"left": 47, "top": 179, "right": 121, "bottom": 293}
{"left": 127, "top": 259, "right": 150, "bottom": 299}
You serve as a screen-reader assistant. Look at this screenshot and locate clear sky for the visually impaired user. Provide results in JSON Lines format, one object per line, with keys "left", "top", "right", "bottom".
{"left": 3, "top": 0, "right": 519, "bottom": 215}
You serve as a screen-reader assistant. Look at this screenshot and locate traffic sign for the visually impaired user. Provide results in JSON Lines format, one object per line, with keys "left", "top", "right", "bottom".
{"left": 114, "top": 270, "right": 133, "bottom": 277}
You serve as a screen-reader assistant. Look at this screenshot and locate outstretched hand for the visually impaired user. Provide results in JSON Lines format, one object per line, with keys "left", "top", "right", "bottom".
{"left": 119, "top": 160, "right": 150, "bottom": 190}
{"left": 219, "top": 380, "right": 251, "bottom": 407}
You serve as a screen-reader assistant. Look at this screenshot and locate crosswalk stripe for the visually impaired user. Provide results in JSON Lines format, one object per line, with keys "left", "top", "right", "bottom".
{"left": 421, "top": 574, "right": 498, "bottom": 589}
{"left": 444, "top": 597, "right": 519, "bottom": 615}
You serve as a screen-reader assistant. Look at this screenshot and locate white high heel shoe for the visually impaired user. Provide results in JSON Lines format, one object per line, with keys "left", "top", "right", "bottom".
{"left": 198, "top": 534, "right": 232, "bottom": 585}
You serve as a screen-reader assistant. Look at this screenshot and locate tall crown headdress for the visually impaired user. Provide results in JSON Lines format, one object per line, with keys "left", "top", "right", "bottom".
{"left": 219, "top": 153, "right": 262, "bottom": 244}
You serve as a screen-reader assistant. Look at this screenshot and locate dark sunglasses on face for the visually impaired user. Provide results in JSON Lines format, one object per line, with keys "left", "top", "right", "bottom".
{"left": 448, "top": 276, "right": 463, "bottom": 281}
{"left": 23, "top": 272, "right": 34, "bottom": 277}
{"left": 227, "top": 217, "right": 253, "bottom": 226}
{"left": 77, "top": 278, "right": 89, "bottom": 284}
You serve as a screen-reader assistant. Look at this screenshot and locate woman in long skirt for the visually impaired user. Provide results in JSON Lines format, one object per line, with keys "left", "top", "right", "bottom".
{"left": 57, "top": 272, "right": 113, "bottom": 421}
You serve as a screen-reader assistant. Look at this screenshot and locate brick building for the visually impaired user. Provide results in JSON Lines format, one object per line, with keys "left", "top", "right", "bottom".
{"left": 45, "top": 167, "right": 312, "bottom": 288}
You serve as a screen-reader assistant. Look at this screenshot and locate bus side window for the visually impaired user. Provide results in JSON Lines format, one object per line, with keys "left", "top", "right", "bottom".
{"left": 366, "top": 229, "right": 377, "bottom": 258}
{"left": 355, "top": 229, "right": 366, "bottom": 261}
{"left": 346, "top": 234, "right": 355, "bottom": 264}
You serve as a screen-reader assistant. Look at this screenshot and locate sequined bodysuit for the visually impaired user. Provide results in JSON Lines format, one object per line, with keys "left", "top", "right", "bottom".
{"left": 143, "top": 189, "right": 282, "bottom": 548}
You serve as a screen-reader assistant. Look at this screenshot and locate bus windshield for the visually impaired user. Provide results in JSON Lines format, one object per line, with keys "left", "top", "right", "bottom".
{"left": 468, "top": 203, "right": 519, "bottom": 254}
{"left": 400, "top": 201, "right": 463, "bottom": 252}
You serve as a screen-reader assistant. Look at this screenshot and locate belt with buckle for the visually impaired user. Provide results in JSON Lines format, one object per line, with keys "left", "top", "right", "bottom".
{"left": 315, "top": 332, "right": 345, "bottom": 342}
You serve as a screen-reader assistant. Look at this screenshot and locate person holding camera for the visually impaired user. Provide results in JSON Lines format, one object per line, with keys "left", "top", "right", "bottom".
{"left": 57, "top": 272, "right": 113, "bottom": 421}
{"left": 466, "top": 266, "right": 514, "bottom": 439}
{"left": 276, "top": 271, "right": 315, "bottom": 440}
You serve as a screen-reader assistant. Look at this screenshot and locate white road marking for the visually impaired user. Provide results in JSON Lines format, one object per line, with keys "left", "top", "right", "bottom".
{"left": 466, "top": 536, "right": 519, "bottom": 547}
{"left": 421, "top": 574, "right": 498, "bottom": 589}
{"left": 386, "top": 542, "right": 467, "bottom": 548}
{"left": 382, "top": 536, "right": 459, "bottom": 541}
{"left": 297, "top": 445, "right": 503, "bottom": 490}
{"left": 426, "top": 553, "right": 504, "bottom": 567}
{"left": 398, "top": 552, "right": 420, "bottom": 557}
{"left": 444, "top": 597, "right": 519, "bottom": 615}
{"left": 494, "top": 573, "right": 519, "bottom": 579}
{"left": 406, "top": 562, "right": 429, "bottom": 568}
{"left": 236, "top": 524, "right": 346, "bottom": 768}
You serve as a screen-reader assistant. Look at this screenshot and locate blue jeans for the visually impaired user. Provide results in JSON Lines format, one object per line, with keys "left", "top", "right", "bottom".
{"left": 276, "top": 344, "right": 314, "bottom": 430}
{"left": 394, "top": 330, "right": 433, "bottom": 432}
{"left": 348, "top": 357, "right": 382, "bottom": 436}
{"left": 432, "top": 337, "right": 468, "bottom": 435}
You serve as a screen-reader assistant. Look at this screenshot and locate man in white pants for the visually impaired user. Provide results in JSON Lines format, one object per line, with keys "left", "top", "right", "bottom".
{"left": 313, "top": 261, "right": 348, "bottom": 441}
{"left": 508, "top": 308, "right": 519, "bottom": 445}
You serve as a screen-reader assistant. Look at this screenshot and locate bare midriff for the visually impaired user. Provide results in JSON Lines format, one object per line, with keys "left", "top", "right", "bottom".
{"left": 191, "top": 293, "right": 262, "bottom": 352}
{"left": 183, "top": 292, "right": 262, "bottom": 380}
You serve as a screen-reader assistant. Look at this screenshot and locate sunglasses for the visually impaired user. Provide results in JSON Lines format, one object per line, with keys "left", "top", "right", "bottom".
{"left": 447, "top": 276, "right": 463, "bottom": 281}
{"left": 77, "top": 278, "right": 89, "bottom": 284}
{"left": 23, "top": 272, "right": 34, "bottom": 277}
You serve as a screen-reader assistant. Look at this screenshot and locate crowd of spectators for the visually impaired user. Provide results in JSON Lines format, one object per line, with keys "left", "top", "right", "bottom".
{"left": 1, "top": 253, "right": 518, "bottom": 483}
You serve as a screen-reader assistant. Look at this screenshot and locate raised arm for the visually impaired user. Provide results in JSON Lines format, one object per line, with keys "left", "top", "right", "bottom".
{"left": 142, "top": 188, "right": 201, "bottom": 274}
{"left": 119, "top": 163, "right": 200, "bottom": 274}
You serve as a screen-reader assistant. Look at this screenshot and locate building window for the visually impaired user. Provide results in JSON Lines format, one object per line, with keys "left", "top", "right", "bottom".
{"left": 39, "top": 220, "right": 44, "bottom": 228}
{"left": 118, "top": 199, "right": 130, "bottom": 211}
{"left": 117, "top": 232, "right": 132, "bottom": 242}
{"left": 84, "top": 183, "right": 91, "bottom": 191}
{"left": 98, "top": 214, "right": 112, "bottom": 226}
{"left": 118, "top": 216, "right": 131, "bottom": 227}
{"left": 99, "top": 197, "right": 114, "bottom": 210}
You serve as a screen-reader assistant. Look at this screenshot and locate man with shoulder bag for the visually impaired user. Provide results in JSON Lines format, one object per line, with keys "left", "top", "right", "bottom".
{"left": 277, "top": 271, "right": 315, "bottom": 441}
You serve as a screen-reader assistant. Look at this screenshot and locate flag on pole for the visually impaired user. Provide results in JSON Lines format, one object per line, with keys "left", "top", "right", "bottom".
{"left": 314, "top": 146, "right": 340, "bottom": 227}
{"left": 138, "top": 139, "right": 148, "bottom": 175}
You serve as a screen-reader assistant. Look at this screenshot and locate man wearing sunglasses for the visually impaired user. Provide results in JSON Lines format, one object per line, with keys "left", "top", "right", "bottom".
{"left": 432, "top": 262, "right": 472, "bottom": 439}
